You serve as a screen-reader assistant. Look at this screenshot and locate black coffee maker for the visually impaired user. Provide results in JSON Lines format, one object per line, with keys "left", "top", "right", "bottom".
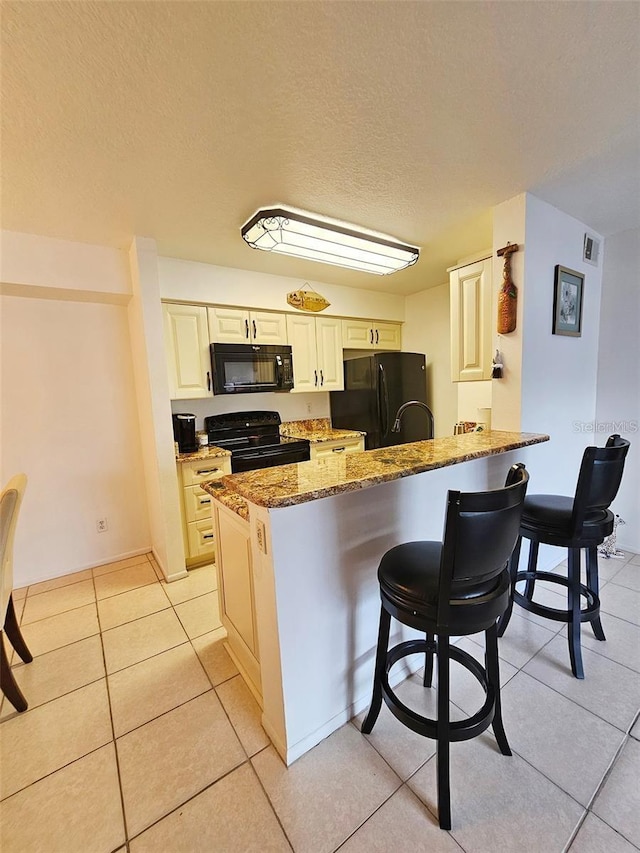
{"left": 172, "top": 413, "right": 197, "bottom": 453}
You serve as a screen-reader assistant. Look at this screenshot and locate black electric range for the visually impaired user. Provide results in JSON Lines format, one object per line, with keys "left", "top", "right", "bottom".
{"left": 204, "top": 411, "right": 310, "bottom": 473}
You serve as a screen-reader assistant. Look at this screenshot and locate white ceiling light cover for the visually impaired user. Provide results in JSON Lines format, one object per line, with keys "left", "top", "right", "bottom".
{"left": 241, "top": 207, "right": 419, "bottom": 275}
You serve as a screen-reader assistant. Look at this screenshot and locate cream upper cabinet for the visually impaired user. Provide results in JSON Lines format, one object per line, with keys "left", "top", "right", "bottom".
{"left": 450, "top": 257, "right": 493, "bottom": 382}
{"left": 286, "top": 315, "right": 344, "bottom": 392}
{"left": 162, "top": 303, "right": 212, "bottom": 399}
{"left": 208, "top": 307, "right": 287, "bottom": 345}
{"left": 341, "top": 319, "right": 401, "bottom": 351}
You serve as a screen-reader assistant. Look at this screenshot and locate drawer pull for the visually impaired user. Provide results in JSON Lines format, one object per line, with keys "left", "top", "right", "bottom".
{"left": 199, "top": 497, "right": 211, "bottom": 505}
{"left": 203, "top": 533, "right": 214, "bottom": 541}
{"left": 196, "top": 468, "right": 220, "bottom": 476}
{"left": 332, "top": 446, "right": 346, "bottom": 453}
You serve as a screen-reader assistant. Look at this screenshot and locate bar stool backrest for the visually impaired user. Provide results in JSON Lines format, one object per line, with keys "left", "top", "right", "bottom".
{"left": 437, "top": 464, "right": 529, "bottom": 628}
{"left": 571, "top": 435, "right": 630, "bottom": 536}
{"left": 1, "top": 474, "right": 27, "bottom": 628}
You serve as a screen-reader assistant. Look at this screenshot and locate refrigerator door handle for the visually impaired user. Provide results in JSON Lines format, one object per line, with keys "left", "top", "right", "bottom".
{"left": 379, "top": 363, "right": 389, "bottom": 437}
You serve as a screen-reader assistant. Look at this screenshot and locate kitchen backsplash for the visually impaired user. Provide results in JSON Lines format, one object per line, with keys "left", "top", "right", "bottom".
{"left": 171, "top": 392, "right": 331, "bottom": 431}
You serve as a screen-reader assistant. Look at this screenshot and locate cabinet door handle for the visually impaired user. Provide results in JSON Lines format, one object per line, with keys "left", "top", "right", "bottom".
{"left": 332, "top": 446, "right": 346, "bottom": 453}
{"left": 245, "top": 319, "right": 249, "bottom": 339}
{"left": 252, "top": 319, "right": 257, "bottom": 339}
{"left": 375, "top": 329, "right": 379, "bottom": 345}
{"left": 320, "top": 369, "right": 324, "bottom": 386}
{"left": 196, "top": 468, "right": 220, "bottom": 476}
{"left": 203, "top": 533, "right": 214, "bottom": 541}
{"left": 370, "top": 329, "right": 374, "bottom": 344}
{"left": 314, "top": 370, "right": 318, "bottom": 387}
{"left": 207, "top": 371, "right": 211, "bottom": 391}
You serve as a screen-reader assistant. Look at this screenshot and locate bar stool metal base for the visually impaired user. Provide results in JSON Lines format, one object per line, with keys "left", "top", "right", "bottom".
{"left": 362, "top": 614, "right": 511, "bottom": 830}
{"left": 513, "top": 569, "right": 600, "bottom": 624}
{"left": 512, "top": 567, "right": 602, "bottom": 680}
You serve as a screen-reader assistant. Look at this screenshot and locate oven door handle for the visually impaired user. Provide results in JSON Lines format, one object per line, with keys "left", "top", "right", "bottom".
{"left": 237, "top": 449, "right": 293, "bottom": 460}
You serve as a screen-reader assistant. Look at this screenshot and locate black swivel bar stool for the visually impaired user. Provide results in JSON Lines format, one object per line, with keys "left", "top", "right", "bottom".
{"left": 498, "top": 435, "right": 630, "bottom": 679}
{"left": 362, "top": 463, "right": 529, "bottom": 830}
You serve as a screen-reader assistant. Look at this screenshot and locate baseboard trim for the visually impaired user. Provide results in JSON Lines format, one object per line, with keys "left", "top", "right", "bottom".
{"left": 16, "top": 546, "right": 153, "bottom": 588}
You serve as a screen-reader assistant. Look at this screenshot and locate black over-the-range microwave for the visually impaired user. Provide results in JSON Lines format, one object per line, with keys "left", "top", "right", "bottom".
{"left": 210, "top": 343, "right": 295, "bottom": 394}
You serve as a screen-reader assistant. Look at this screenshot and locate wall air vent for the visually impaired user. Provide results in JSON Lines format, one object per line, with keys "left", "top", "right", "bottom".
{"left": 583, "top": 233, "right": 601, "bottom": 267}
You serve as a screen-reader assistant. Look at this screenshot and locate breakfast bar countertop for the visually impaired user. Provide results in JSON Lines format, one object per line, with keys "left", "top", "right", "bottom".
{"left": 279, "top": 417, "right": 366, "bottom": 443}
{"left": 221, "top": 430, "right": 549, "bottom": 509}
{"left": 201, "top": 480, "right": 249, "bottom": 521}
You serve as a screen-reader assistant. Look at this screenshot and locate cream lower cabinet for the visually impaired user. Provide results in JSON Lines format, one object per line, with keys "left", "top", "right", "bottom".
{"left": 212, "top": 501, "right": 261, "bottom": 700}
{"left": 450, "top": 257, "right": 493, "bottom": 382}
{"left": 163, "top": 303, "right": 212, "bottom": 399}
{"left": 309, "top": 435, "right": 365, "bottom": 460}
{"left": 341, "top": 319, "right": 402, "bottom": 351}
{"left": 286, "top": 315, "right": 344, "bottom": 392}
{"left": 178, "top": 456, "right": 231, "bottom": 566}
{"left": 208, "top": 307, "right": 288, "bottom": 345}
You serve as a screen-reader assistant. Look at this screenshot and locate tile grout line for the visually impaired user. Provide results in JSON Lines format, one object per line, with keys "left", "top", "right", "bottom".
{"left": 93, "top": 566, "right": 132, "bottom": 851}
{"left": 5, "top": 552, "right": 639, "bottom": 849}
{"left": 173, "top": 563, "right": 296, "bottom": 851}
{"left": 518, "top": 667, "right": 640, "bottom": 733}
{"left": 562, "top": 730, "right": 634, "bottom": 851}
{"left": 108, "top": 561, "right": 262, "bottom": 845}
{"left": 245, "top": 759, "right": 296, "bottom": 852}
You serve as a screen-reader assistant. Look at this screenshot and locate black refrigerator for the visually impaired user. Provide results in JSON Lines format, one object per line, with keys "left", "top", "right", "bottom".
{"left": 330, "top": 352, "right": 432, "bottom": 450}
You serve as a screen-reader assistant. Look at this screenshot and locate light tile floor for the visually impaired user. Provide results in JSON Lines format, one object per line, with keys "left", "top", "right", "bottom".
{"left": 1, "top": 550, "right": 639, "bottom": 852}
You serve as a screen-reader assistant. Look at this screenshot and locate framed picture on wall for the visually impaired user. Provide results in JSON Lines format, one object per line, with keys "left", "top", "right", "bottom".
{"left": 553, "top": 265, "right": 584, "bottom": 337}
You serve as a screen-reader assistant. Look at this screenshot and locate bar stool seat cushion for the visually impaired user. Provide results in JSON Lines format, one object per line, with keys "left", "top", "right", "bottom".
{"left": 379, "top": 541, "right": 502, "bottom": 613}
{"left": 521, "top": 495, "right": 612, "bottom": 540}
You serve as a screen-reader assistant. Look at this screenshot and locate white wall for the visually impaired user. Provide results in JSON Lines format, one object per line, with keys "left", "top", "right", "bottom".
{"left": 0, "top": 295, "right": 150, "bottom": 585}
{"left": 492, "top": 194, "right": 638, "bottom": 568}
{"left": 0, "top": 231, "right": 152, "bottom": 585}
{"left": 403, "top": 282, "right": 457, "bottom": 438}
{"left": 128, "top": 238, "right": 186, "bottom": 581}
{"left": 520, "top": 194, "right": 603, "bottom": 496}
{"left": 158, "top": 257, "right": 405, "bottom": 321}
{"left": 171, "top": 393, "right": 330, "bottom": 433}
{"left": 491, "top": 195, "right": 527, "bottom": 432}
{"left": 595, "top": 228, "right": 639, "bottom": 551}
{"left": 457, "top": 381, "right": 492, "bottom": 424}
{"left": 1, "top": 230, "right": 129, "bottom": 299}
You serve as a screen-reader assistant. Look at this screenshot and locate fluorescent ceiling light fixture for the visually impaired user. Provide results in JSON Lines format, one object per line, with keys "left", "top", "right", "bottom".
{"left": 240, "top": 207, "right": 419, "bottom": 275}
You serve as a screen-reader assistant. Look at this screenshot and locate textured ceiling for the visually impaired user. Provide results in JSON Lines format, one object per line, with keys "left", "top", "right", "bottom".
{"left": 2, "top": 1, "right": 639, "bottom": 295}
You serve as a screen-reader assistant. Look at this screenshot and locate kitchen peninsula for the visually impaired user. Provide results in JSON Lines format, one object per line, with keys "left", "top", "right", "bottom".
{"left": 203, "top": 430, "right": 549, "bottom": 765}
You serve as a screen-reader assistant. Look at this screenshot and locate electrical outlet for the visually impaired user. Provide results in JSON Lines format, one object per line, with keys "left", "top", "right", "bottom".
{"left": 306, "top": 402, "right": 312, "bottom": 415}
{"left": 256, "top": 520, "right": 267, "bottom": 554}
{"left": 96, "top": 517, "right": 108, "bottom": 533}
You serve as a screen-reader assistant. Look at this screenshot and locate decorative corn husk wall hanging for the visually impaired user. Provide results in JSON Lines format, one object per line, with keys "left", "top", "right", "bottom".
{"left": 287, "top": 284, "right": 331, "bottom": 313}
{"left": 496, "top": 243, "right": 519, "bottom": 334}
